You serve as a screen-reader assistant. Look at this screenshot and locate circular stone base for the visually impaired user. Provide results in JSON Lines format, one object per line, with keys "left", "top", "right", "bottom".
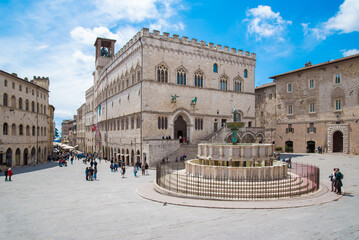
{"left": 136, "top": 182, "right": 343, "bottom": 209}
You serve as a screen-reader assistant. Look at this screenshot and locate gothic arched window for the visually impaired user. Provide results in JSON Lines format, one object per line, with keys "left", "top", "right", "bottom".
{"left": 234, "top": 78, "right": 243, "bottom": 92}
{"left": 220, "top": 75, "right": 228, "bottom": 91}
{"left": 157, "top": 64, "right": 168, "bottom": 83}
{"left": 177, "top": 67, "right": 186, "bottom": 85}
{"left": 195, "top": 70, "right": 204, "bottom": 88}
{"left": 25, "top": 100, "right": 29, "bottom": 111}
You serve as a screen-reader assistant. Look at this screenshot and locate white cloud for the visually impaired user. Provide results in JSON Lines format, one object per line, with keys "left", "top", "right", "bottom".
{"left": 245, "top": 5, "right": 292, "bottom": 41}
{"left": 70, "top": 25, "right": 138, "bottom": 49}
{"left": 303, "top": 0, "right": 359, "bottom": 40}
{"left": 94, "top": 0, "right": 180, "bottom": 23}
{"left": 150, "top": 19, "right": 185, "bottom": 32}
{"left": 341, "top": 49, "right": 359, "bottom": 57}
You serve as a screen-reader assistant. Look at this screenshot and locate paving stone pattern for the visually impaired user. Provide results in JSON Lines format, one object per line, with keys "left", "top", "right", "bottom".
{"left": 0, "top": 154, "right": 358, "bottom": 240}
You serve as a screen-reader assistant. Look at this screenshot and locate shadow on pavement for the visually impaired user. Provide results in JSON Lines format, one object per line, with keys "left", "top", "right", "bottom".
{"left": 0, "top": 161, "right": 58, "bottom": 176}
{"left": 280, "top": 153, "right": 307, "bottom": 159}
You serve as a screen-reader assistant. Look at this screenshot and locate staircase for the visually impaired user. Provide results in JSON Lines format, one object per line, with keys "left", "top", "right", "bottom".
{"left": 163, "top": 144, "right": 198, "bottom": 162}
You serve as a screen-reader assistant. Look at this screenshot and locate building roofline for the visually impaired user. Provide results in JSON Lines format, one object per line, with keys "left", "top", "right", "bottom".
{"left": 270, "top": 53, "right": 359, "bottom": 79}
{"left": 255, "top": 81, "right": 276, "bottom": 90}
{"left": 0, "top": 70, "right": 49, "bottom": 92}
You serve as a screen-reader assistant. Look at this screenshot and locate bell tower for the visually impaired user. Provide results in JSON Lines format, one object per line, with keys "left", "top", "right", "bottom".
{"left": 94, "top": 37, "right": 116, "bottom": 72}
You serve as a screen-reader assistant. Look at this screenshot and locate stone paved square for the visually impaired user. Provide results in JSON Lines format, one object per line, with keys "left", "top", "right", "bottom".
{"left": 0, "top": 154, "right": 359, "bottom": 240}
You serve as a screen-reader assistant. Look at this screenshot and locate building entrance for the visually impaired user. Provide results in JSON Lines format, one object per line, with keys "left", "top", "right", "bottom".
{"left": 174, "top": 115, "right": 187, "bottom": 139}
{"left": 333, "top": 131, "right": 343, "bottom": 152}
{"left": 307, "top": 141, "right": 315, "bottom": 153}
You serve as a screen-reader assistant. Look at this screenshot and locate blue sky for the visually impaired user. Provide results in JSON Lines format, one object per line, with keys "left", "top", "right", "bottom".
{"left": 0, "top": 0, "right": 358, "bottom": 131}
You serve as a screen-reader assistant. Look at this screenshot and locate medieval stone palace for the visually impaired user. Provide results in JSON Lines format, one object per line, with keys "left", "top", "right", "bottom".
{"left": 82, "top": 28, "right": 257, "bottom": 166}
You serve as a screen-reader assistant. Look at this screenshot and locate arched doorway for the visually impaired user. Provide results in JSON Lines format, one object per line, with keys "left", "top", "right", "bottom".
{"left": 174, "top": 115, "right": 187, "bottom": 140}
{"left": 31, "top": 147, "right": 36, "bottom": 165}
{"left": 126, "top": 149, "right": 129, "bottom": 165}
{"left": 285, "top": 141, "right": 293, "bottom": 153}
{"left": 37, "top": 147, "right": 41, "bottom": 163}
{"left": 307, "top": 141, "right": 315, "bottom": 153}
{"left": 333, "top": 131, "right": 343, "bottom": 152}
{"left": 6, "top": 148, "right": 12, "bottom": 167}
{"left": 24, "top": 148, "right": 28, "bottom": 165}
{"left": 121, "top": 149, "right": 125, "bottom": 163}
{"left": 241, "top": 133, "right": 255, "bottom": 143}
{"left": 137, "top": 150, "right": 141, "bottom": 163}
{"left": 131, "top": 150, "right": 135, "bottom": 165}
{"left": 15, "top": 148, "right": 21, "bottom": 166}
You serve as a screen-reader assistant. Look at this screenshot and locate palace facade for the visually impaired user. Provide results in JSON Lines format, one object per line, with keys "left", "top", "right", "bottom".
{"left": 82, "top": 28, "right": 257, "bottom": 165}
{"left": 0, "top": 71, "right": 53, "bottom": 167}
{"left": 256, "top": 53, "right": 359, "bottom": 154}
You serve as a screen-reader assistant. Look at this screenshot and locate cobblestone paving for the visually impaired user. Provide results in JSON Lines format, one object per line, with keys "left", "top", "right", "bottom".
{"left": 0, "top": 154, "right": 358, "bottom": 240}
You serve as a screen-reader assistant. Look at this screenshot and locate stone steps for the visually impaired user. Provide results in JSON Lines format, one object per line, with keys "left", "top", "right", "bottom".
{"left": 157, "top": 171, "right": 316, "bottom": 199}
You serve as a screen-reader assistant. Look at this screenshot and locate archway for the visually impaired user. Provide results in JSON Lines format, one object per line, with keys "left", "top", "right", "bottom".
{"left": 121, "top": 148, "right": 125, "bottom": 163}
{"left": 174, "top": 115, "right": 187, "bottom": 140}
{"left": 23, "top": 148, "right": 28, "bottom": 165}
{"left": 6, "top": 148, "right": 12, "bottom": 167}
{"left": 307, "top": 141, "right": 315, "bottom": 153}
{"left": 37, "top": 147, "right": 41, "bottom": 163}
{"left": 126, "top": 149, "right": 129, "bottom": 165}
{"left": 31, "top": 147, "right": 36, "bottom": 165}
{"left": 333, "top": 131, "right": 343, "bottom": 152}
{"left": 131, "top": 150, "right": 135, "bottom": 165}
{"left": 285, "top": 141, "right": 293, "bottom": 153}
{"left": 241, "top": 133, "right": 255, "bottom": 143}
{"left": 15, "top": 148, "right": 21, "bottom": 166}
{"left": 137, "top": 150, "right": 141, "bottom": 163}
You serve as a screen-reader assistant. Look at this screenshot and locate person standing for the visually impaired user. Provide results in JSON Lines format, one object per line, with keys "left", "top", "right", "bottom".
{"left": 329, "top": 168, "right": 336, "bottom": 192}
{"left": 141, "top": 164, "right": 146, "bottom": 176}
{"left": 94, "top": 167, "right": 97, "bottom": 181}
{"left": 85, "top": 167, "right": 89, "bottom": 181}
{"left": 8, "top": 168, "right": 13, "bottom": 181}
{"left": 334, "top": 168, "right": 344, "bottom": 195}
{"left": 70, "top": 157, "right": 74, "bottom": 165}
{"left": 4, "top": 168, "right": 8, "bottom": 181}
{"left": 145, "top": 163, "right": 149, "bottom": 175}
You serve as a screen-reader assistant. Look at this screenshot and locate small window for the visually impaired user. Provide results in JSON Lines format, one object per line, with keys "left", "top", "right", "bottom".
{"left": 310, "top": 103, "right": 315, "bottom": 113}
{"left": 288, "top": 105, "right": 293, "bottom": 115}
{"left": 335, "top": 74, "right": 341, "bottom": 84}
{"left": 4, "top": 79, "right": 7, "bottom": 87}
{"left": 268, "top": 93, "right": 272, "bottom": 100}
{"left": 287, "top": 124, "right": 294, "bottom": 133}
{"left": 26, "top": 87, "right": 28, "bottom": 93}
{"left": 12, "top": 82, "right": 15, "bottom": 89}
{"left": 32, "top": 89, "right": 34, "bottom": 95}
{"left": 195, "top": 70, "right": 204, "bottom": 88}
{"left": 3, "top": 123, "right": 8, "bottom": 135}
{"left": 287, "top": 83, "right": 292, "bottom": 93}
{"left": 19, "top": 85, "right": 22, "bottom": 91}
{"left": 244, "top": 69, "right": 248, "bottom": 78}
{"left": 309, "top": 79, "right": 314, "bottom": 89}
{"left": 3, "top": 93, "right": 8, "bottom": 106}
{"left": 213, "top": 63, "right": 218, "bottom": 73}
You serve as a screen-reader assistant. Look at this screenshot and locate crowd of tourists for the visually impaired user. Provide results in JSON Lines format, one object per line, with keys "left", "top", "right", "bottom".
{"left": 329, "top": 168, "right": 344, "bottom": 195}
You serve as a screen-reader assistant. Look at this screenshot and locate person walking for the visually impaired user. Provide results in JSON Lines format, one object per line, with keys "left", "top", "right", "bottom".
{"left": 70, "top": 157, "right": 74, "bottom": 165}
{"left": 133, "top": 165, "right": 137, "bottom": 177}
{"left": 8, "top": 168, "right": 13, "bottom": 181}
{"left": 121, "top": 166, "right": 126, "bottom": 178}
{"left": 110, "top": 163, "right": 114, "bottom": 172}
{"left": 334, "top": 168, "right": 344, "bottom": 195}
{"left": 4, "top": 168, "right": 8, "bottom": 181}
{"left": 145, "top": 163, "right": 149, "bottom": 175}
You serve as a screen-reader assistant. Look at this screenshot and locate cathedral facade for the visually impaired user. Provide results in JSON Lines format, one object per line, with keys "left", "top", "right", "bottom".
{"left": 84, "top": 28, "right": 256, "bottom": 166}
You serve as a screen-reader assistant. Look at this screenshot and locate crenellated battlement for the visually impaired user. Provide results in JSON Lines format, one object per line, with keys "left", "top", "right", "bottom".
{"left": 112, "top": 28, "right": 256, "bottom": 61}
{"left": 31, "top": 76, "right": 50, "bottom": 90}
